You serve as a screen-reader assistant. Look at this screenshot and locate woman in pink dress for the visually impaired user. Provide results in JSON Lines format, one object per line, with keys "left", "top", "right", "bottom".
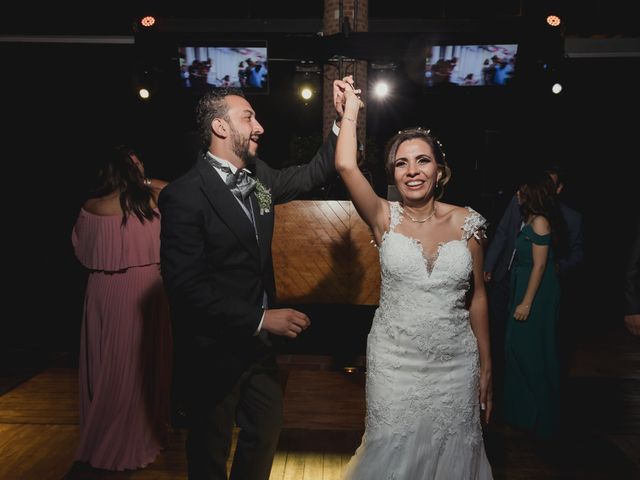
{"left": 72, "top": 145, "right": 171, "bottom": 470}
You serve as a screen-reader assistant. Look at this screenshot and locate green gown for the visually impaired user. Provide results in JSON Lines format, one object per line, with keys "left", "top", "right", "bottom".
{"left": 503, "top": 223, "right": 560, "bottom": 438}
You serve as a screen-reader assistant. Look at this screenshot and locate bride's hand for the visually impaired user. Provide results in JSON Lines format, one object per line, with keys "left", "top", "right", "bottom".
{"left": 343, "top": 87, "right": 364, "bottom": 116}
{"left": 333, "top": 74, "right": 354, "bottom": 120}
{"left": 479, "top": 368, "right": 493, "bottom": 425}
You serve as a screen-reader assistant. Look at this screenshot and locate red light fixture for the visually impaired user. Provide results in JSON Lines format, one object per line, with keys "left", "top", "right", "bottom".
{"left": 140, "top": 16, "right": 156, "bottom": 28}
{"left": 546, "top": 15, "right": 561, "bottom": 27}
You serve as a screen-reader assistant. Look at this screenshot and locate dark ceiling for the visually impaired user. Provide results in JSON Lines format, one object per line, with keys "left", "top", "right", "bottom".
{"left": 1, "top": 1, "right": 637, "bottom": 37}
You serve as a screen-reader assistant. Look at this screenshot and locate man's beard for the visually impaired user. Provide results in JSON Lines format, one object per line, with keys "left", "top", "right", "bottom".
{"left": 229, "top": 124, "right": 258, "bottom": 166}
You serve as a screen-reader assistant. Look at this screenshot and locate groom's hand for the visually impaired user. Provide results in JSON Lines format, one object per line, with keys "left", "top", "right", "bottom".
{"left": 262, "top": 308, "right": 311, "bottom": 338}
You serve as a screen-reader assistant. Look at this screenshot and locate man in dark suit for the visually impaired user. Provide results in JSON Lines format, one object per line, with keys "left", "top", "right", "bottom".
{"left": 159, "top": 80, "right": 352, "bottom": 480}
{"left": 483, "top": 165, "right": 584, "bottom": 412}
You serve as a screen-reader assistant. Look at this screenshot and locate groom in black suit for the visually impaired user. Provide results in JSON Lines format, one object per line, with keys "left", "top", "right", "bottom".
{"left": 159, "top": 80, "right": 352, "bottom": 480}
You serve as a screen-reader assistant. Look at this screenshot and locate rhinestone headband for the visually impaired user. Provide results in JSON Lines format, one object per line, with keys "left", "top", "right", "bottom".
{"left": 397, "top": 127, "right": 446, "bottom": 160}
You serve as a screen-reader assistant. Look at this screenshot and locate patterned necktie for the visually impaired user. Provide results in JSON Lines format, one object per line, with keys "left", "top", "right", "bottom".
{"left": 207, "top": 155, "right": 266, "bottom": 312}
{"left": 207, "top": 155, "right": 256, "bottom": 201}
{"left": 228, "top": 169, "right": 257, "bottom": 202}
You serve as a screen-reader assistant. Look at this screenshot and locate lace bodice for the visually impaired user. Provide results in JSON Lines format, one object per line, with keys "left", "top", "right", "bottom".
{"left": 375, "top": 203, "right": 486, "bottom": 331}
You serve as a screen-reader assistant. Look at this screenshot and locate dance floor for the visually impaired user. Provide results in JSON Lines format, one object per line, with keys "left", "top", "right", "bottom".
{"left": 1, "top": 326, "right": 638, "bottom": 480}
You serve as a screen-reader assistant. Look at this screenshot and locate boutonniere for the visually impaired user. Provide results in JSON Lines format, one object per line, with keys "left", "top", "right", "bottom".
{"left": 254, "top": 179, "right": 272, "bottom": 214}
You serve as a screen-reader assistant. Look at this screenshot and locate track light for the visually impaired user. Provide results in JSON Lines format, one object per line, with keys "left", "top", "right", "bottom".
{"left": 140, "top": 16, "right": 156, "bottom": 28}
{"left": 294, "top": 61, "right": 320, "bottom": 104}
{"left": 546, "top": 15, "right": 561, "bottom": 27}
{"left": 370, "top": 62, "right": 397, "bottom": 100}
{"left": 300, "top": 87, "right": 313, "bottom": 100}
{"left": 373, "top": 81, "right": 390, "bottom": 98}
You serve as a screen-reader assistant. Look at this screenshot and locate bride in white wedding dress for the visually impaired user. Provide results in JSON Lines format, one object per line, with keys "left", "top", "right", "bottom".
{"left": 334, "top": 79, "right": 493, "bottom": 479}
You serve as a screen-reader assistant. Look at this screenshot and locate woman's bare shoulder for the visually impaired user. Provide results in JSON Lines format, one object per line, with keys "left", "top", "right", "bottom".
{"left": 149, "top": 179, "right": 168, "bottom": 207}
{"left": 438, "top": 202, "right": 468, "bottom": 221}
{"left": 149, "top": 178, "right": 169, "bottom": 190}
{"left": 83, "top": 194, "right": 122, "bottom": 216}
{"left": 530, "top": 215, "right": 551, "bottom": 235}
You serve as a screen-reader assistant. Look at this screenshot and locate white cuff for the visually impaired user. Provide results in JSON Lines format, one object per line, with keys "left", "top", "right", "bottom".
{"left": 332, "top": 120, "right": 340, "bottom": 136}
{"left": 253, "top": 310, "right": 266, "bottom": 336}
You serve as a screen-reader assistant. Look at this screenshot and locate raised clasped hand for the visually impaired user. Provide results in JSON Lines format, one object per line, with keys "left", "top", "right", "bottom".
{"left": 333, "top": 74, "right": 355, "bottom": 119}
{"left": 334, "top": 75, "right": 365, "bottom": 118}
{"left": 344, "top": 85, "right": 364, "bottom": 110}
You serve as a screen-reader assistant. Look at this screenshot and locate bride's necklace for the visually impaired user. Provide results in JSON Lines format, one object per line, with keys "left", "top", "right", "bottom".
{"left": 403, "top": 204, "right": 437, "bottom": 223}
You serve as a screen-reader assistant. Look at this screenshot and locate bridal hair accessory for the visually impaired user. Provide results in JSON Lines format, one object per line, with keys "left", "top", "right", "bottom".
{"left": 398, "top": 127, "right": 431, "bottom": 135}
{"left": 398, "top": 127, "right": 447, "bottom": 161}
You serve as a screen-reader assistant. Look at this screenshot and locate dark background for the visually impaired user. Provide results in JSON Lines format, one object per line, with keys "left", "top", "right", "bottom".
{"left": 1, "top": 1, "right": 638, "bottom": 366}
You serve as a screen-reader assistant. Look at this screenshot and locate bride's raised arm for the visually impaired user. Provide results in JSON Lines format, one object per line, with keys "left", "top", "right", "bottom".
{"left": 335, "top": 86, "right": 388, "bottom": 241}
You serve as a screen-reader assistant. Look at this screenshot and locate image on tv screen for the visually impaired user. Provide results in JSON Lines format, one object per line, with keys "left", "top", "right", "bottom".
{"left": 178, "top": 46, "right": 268, "bottom": 92}
{"left": 425, "top": 44, "right": 518, "bottom": 87}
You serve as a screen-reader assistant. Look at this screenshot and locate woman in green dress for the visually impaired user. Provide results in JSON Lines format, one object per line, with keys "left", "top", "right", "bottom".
{"left": 504, "top": 170, "right": 568, "bottom": 438}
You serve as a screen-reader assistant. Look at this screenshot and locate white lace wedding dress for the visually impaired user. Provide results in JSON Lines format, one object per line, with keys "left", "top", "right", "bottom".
{"left": 344, "top": 203, "right": 493, "bottom": 480}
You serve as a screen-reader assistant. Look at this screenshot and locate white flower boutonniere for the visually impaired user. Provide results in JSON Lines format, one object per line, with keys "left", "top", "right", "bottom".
{"left": 254, "top": 180, "right": 272, "bottom": 214}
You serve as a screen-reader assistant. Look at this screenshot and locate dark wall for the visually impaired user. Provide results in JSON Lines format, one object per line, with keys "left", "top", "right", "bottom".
{"left": 2, "top": 40, "right": 637, "bottom": 364}
{"left": 554, "top": 57, "right": 639, "bottom": 329}
{"left": 2, "top": 43, "right": 137, "bottom": 363}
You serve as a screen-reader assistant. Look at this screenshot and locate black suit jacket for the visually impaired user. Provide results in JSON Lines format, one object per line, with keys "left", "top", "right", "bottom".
{"left": 159, "top": 133, "right": 337, "bottom": 396}
{"left": 484, "top": 194, "right": 584, "bottom": 283}
{"left": 484, "top": 195, "right": 522, "bottom": 283}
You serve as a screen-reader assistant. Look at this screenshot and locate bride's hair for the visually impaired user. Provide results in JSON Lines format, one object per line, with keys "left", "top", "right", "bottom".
{"left": 384, "top": 127, "right": 451, "bottom": 200}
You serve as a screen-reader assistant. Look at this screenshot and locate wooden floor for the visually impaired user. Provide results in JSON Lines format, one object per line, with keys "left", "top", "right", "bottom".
{"left": 1, "top": 326, "right": 638, "bottom": 480}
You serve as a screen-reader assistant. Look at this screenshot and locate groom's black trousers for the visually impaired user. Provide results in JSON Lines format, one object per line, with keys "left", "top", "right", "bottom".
{"left": 185, "top": 358, "right": 283, "bottom": 480}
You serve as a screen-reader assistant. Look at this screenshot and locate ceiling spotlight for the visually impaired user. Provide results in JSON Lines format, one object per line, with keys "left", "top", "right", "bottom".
{"left": 373, "top": 81, "right": 390, "bottom": 98}
{"left": 370, "top": 61, "right": 396, "bottom": 100}
{"left": 300, "top": 87, "right": 313, "bottom": 100}
{"left": 551, "top": 82, "right": 563, "bottom": 94}
{"left": 138, "top": 88, "right": 151, "bottom": 100}
{"left": 546, "top": 15, "right": 561, "bottom": 27}
{"left": 140, "top": 16, "right": 156, "bottom": 28}
{"left": 294, "top": 62, "right": 320, "bottom": 103}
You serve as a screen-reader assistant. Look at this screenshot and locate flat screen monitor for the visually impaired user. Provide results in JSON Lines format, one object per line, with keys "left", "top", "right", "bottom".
{"left": 424, "top": 44, "right": 518, "bottom": 87}
{"left": 178, "top": 44, "right": 268, "bottom": 93}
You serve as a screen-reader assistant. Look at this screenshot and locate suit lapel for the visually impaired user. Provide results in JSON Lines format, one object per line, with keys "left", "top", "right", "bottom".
{"left": 196, "top": 159, "right": 260, "bottom": 261}
{"left": 251, "top": 191, "right": 272, "bottom": 269}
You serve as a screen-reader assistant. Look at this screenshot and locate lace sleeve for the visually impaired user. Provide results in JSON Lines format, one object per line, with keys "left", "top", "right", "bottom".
{"left": 461, "top": 207, "right": 488, "bottom": 242}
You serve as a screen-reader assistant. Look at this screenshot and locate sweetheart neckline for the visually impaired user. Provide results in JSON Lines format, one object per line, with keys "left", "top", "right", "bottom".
{"left": 382, "top": 230, "right": 469, "bottom": 276}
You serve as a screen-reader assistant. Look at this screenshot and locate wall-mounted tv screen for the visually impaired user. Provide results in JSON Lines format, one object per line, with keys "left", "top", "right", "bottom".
{"left": 178, "top": 44, "right": 268, "bottom": 93}
{"left": 425, "top": 44, "right": 518, "bottom": 87}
